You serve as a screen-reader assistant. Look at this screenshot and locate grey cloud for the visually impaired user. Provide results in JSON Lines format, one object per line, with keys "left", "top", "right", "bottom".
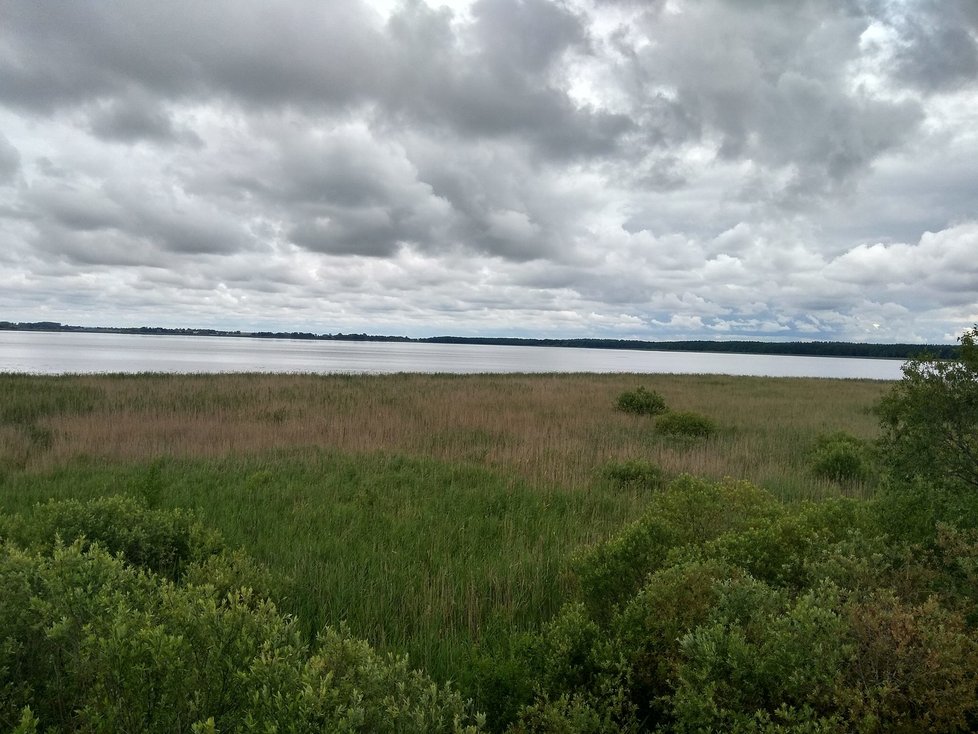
{"left": 0, "top": 2, "right": 387, "bottom": 113}
{"left": 87, "top": 95, "right": 201, "bottom": 146}
{"left": 0, "top": 134, "right": 20, "bottom": 182}
{"left": 255, "top": 126, "right": 457, "bottom": 257}
{"left": 32, "top": 224, "right": 168, "bottom": 268}
{"left": 24, "top": 176, "right": 255, "bottom": 261}
{"left": 382, "top": 0, "right": 630, "bottom": 159}
{"left": 1, "top": 0, "right": 629, "bottom": 163}
{"left": 26, "top": 184, "right": 127, "bottom": 232}
{"left": 290, "top": 210, "right": 405, "bottom": 257}
{"left": 471, "top": 0, "right": 588, "bottom": 75}
{"left": 823, "top": 223, "right": 978, "bottom": 310}
{"left": 620, "top": 0, "right": 924, "bottom": 200}
{"left": 890, "top": 1, "right": 978, "bottom": 92}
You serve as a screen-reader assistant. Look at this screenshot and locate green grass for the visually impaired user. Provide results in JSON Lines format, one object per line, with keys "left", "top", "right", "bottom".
{"left": 0, "top": 450, "right": 648, "bottom": 680}
{"left": 0, "top": 372, "right": 892, "bottom": 681}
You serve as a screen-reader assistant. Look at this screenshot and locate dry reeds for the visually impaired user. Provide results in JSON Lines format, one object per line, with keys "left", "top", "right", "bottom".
{"left": 5, "top": 372, "right": 888, "bottom": 497}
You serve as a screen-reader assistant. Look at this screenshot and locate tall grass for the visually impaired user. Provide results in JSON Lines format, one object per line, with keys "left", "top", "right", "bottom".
{"left": 0, "top": 451, "right": 649, "bottom": 679}
{"left": 0, "top": 372, "right": 891, "bottom": 680}
{"left": 0, "top": 373, "right": 888, "bottom": 497}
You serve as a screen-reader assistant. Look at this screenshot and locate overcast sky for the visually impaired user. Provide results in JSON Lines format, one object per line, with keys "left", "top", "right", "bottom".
{"left": 1, "top": 0, "right": 976, "bottom": 342}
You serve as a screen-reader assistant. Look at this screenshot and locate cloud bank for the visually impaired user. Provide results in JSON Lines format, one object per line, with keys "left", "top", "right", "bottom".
{"left": 1, "top": 0, "right": 976, "bottom": 342}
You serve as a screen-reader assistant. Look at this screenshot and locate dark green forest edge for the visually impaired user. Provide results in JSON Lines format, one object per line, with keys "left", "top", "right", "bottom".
{"left": 2, "top": 330, "right": 978, "bottom": 732}
{"left": 1, "top": 321, "right": 960, "bottom": 360}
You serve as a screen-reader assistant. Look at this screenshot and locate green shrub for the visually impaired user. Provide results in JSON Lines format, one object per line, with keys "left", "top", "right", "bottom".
{"left": 614, "top": 387, "right": 666, "bottom": 416}
{"left": 808, "top": 432, "right": 873, "bottom": 484}
{"left": 0, "top": 499, "right": 485, "bottom": 734}
{"left": 838, "top": 591, "right": 978, "bottom": 732}
{"left": 876, "top": 327, "right": 978, "bottom": 495}
{"left": 506, "top": 604, "right": 636, "bottom": 733}
{"left": 671, "top": 583, "right": 850, "bottom": 731}
{"left": 508, "top": 693, "right": 632, "bottom": 734}
{"left": 688, "top": 498, "right": 881, "bottom": 591}
{"left": 599, "top": 459, "right": 664, "bottom": 489}
{"left": 0, "top": 494, "right": 222, "bottom": 580}
{"left": 574, "top": 476, "right": 781, "bottom": 618}
{"left": 654, "top": 411, "right": 717, "bottom": 438}
{"left": 612, "top": 559, "right": 743, "bottom": 728}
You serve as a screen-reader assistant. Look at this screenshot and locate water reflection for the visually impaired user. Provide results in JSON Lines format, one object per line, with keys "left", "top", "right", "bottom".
{"left": 0, "top": 331, "right": 903, "bottom": 380}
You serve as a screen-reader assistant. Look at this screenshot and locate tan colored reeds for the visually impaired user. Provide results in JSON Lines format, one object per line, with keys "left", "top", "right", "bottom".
{"left": 19, "top": 372, "right": 889, "bottom": 497}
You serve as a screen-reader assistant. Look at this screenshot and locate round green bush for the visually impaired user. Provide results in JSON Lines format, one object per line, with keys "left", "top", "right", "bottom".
{"left": 615, "top": 387, "right": 667, "bottom": 416}
{"left": 809, "top": 432, "right": 873, "bottom": 483}
{"left": 655, "top": 411, "right": 717, "bottom": 438}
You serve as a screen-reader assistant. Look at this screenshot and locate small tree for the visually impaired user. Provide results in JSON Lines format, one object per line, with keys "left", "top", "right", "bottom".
{"left": 809, "top": 432, "right": 873, "bottom": 485}
{"left": 876, "top": 327, "right": 978, "bottom": 495}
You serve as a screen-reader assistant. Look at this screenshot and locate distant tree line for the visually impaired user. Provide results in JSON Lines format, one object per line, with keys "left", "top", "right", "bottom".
{"left": 0, "top": 320, "right": 960, "bottom": 360}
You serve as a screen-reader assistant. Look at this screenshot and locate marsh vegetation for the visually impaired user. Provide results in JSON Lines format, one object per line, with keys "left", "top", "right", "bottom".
{"left": 3, "top": 359, "right": 977, "bottom": 731}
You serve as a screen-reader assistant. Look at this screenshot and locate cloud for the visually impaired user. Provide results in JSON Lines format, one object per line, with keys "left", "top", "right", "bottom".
{"left": 0, "top": 133, "right": 20, "bottom": 183}
{"left": 888, "top": 0, "right": 978, "bottom": 93}
{"left": 86, "top": 94, "right": 202, "bottom": 146}
{"left": 0, "top": 0, "right": 975, "bottom": 343}
{"left": 824, "top": 222, "right": 978, "bottom": 307}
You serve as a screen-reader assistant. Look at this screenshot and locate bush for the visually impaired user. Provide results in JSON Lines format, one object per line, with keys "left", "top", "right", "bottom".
{"left": 573, "top": 476, "right": 781, "bottom": 617}
{"left": 600, "top": 459, "right": 664, "bottom": 489}
{"left": 654, "top": 411, "right": 717, "bottom": 438}
{"left": 0, "top": 499, "right": 485, "bottom": 734}
{"left": 671, "top": 582, "right": 850, "bottom": 731}
{"left": 809, "top": 432, "right": 873, "bottom": 484}
{"left": 837, "top": 592, "right": 978, "bottom": 732}
{"left": 615, "top": 387, "right": 666, "bottom": 416}
{"left": 0, "top": 494, "right": 222, "bottom": 580}
{"left": 876, "top": 327, "right": 978, "bottom": 495}
{"left": 612, "top": 559, "right": 742, "bottom": 728}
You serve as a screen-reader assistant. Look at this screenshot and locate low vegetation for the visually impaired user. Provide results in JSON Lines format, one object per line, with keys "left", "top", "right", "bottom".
{"left": 599, "top": 458, "right": 665, "bottom": 489}
{"left": 808, "top": 431, "right": 874, "bottom": 484}
{"left": 3, "top": 330, "right": 977, "bottom": 731}
{"left": 0, "top": 497, "right": 483, "bottom": 733}
{"left": 654, "top": 410, "right": 718, "bottom": 438}
{"left": 615, "top": 386, "right": 667, "bottom": 416}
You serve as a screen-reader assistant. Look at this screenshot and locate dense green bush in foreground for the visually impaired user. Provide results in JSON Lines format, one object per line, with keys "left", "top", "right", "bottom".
{"left": 478, "top": 476, "right": 978, "bottom": 732}
{"left": 0, "top": 497, "right": 484, "bottom": 733}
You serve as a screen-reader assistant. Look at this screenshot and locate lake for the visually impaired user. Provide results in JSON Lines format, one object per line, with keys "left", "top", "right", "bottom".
{"left": 0, "top": 330, "right": 904, "bottom": 379}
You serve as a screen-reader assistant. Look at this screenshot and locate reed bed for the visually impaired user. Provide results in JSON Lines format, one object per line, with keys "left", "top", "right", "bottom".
{"left": 0, "top": 371, "right": 892, "bottom": 680}
{"left": 1, "top": 372, "right": 888, "bottom": 497}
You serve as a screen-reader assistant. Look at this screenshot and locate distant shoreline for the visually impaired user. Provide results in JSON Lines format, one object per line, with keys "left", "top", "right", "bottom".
{"left": 0, "top": 320, "right": 958, "bottom": 360}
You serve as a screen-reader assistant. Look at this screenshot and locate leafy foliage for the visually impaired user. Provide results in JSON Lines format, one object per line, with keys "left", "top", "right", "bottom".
{"left": 808, "top": 431, "right": 874, "bottom": 484}
{"left": 0, "top": 494, "right": 221, "bottom": 580}
{"left": 654, "top": 411, "right": 717, "bottom": 438}
{"left": 499, "top": 472, "right": 978, "bottom": 733}
{"left": 877, "top": 327, "right": 978, "bottom": 495}
{"left": 572, "top": 475, "right": 781, "bottom": 618}
{"left": 614, "top": 387, "right": 667, "bottom": 416}
{"left": 0, "top": 497, "right": 484, "bottom": 734}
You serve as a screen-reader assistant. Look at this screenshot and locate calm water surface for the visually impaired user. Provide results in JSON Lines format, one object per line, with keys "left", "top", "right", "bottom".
{"left": 0, "top": 331, "right": 903, "bottom": 379}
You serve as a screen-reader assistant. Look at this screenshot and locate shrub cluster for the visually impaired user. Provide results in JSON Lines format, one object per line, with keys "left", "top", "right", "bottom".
{"left": 808, "top": 431, "right": 874, "bottom": 484}
{"left": 481, "top": 475, "right": 978, "bottom": 732}
{"left": 614, "top": 387, "right": 667, "bottom": 416}
{"left": 654, "top": 411, "right": 717, "bottom": 438}
{"left": 0, "top": 496, "right": 484, "bottom": 734}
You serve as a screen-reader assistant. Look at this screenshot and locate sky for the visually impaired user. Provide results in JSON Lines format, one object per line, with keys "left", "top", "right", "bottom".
{"left": 1, "top": 0, "right": 977, "bottom": 343}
